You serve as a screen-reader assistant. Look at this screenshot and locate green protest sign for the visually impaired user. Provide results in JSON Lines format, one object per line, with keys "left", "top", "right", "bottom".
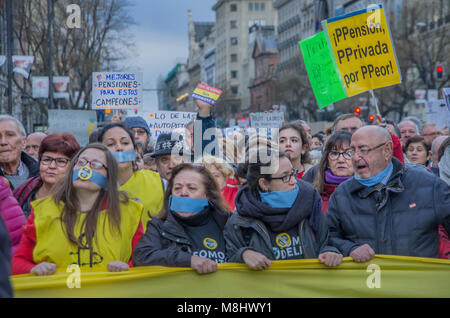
{"left": 299, "top": 31, "right": 347, "bottom": 108}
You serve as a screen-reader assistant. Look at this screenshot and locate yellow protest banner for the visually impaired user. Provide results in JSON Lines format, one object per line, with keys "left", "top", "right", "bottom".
{"left": 322, "top": 4, "right": 401, "bottom": 97}
{"left": 11, "top": 256, "right": 450, "bottom": 298}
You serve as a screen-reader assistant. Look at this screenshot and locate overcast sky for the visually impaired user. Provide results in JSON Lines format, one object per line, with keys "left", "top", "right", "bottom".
{"left": 126, "top": 0, "right": 216, "bottom": 112}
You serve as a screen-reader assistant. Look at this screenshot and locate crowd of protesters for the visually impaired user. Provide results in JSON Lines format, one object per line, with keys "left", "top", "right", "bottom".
{"left": 0, "top": 102, "right": 449, "bottom": 297}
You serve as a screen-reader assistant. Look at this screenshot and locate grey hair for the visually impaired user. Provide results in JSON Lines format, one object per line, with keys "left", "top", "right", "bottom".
{"left": 431, "top": 135, "right": 448, "bottom": 155}
{"left": 398, "top": 120, "right": 420, "bottom": 135}
{"left": 0, "top": 115, "right": 27, "bottom": 137}
{"left": 421, "top": 123, "right": 437, "bottom": 134}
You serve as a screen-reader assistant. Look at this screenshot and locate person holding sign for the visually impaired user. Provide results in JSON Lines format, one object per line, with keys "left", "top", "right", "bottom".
{"left": 277, "top": 124, "right": 313, "bottom": 179}
{"left": 133, "top": 163, "right": 231, "bottom": 274}
{"left": 190, "top": 83, "right": 222, "bottom": 161}
{"left": 225, "top": 150, "right": 342, "bottom": 269}
{"left": 12, "top": 144, "right": 144, "bottom": 275}
{"left": 98, "top": 123, "right": 164, "bottom": 232}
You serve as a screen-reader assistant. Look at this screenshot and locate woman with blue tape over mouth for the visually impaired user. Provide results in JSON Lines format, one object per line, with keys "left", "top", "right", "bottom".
{"left": 133, "top": 163, "right": 231, "bottom": 274}
{"left": 12, "top": 143, "right": 144, "bottom": 275}
{"left": 98, "top": 122, "right": 164, "bottom": 232}
{"left": 224, "top": 150, "right": 343, "bottom": 270}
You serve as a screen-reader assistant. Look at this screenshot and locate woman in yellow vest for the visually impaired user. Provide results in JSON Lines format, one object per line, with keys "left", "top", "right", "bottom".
{"left": 98, "top": 122, "right": 164, "bottom": 231}
{"left": 12, "top": 144, "right": 144, "bottom": 275}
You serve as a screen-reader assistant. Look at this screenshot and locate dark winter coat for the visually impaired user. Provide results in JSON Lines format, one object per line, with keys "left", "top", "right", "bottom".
{"left": 132, "top": 204, "right": 230, "bottom": 267}
{"left": 324, "top": 158, "right": 450, "bottom": 258}
{"left": 224, "top": 179, "right": 339, "bottom": 263}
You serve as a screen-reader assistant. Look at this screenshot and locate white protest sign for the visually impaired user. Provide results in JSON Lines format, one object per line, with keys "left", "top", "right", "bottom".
{"left": 424, "top": 99, "right": 449, "bottom": 130}
{"left": 48, "top": 109, "right": 97, "bottom": 146}
{"left": 92, "top": 72, "right": 143, "bottom": 109}
{"left": 414, "top": 89, "right": 426, "bottom": 103}
{"left": 32, "top": 76, "right": 49, "bottom": 98}
{"left": 53, "top": 76, "right": 70, "bottom": 99}
{"left": 428, "top": 89, "right": 438, "bottom": 101}
{"left": 250, "top": 111, "right": 285, "bottom": 129}
{"left": 140, "top": 111, "right": 196, "bottom": 138}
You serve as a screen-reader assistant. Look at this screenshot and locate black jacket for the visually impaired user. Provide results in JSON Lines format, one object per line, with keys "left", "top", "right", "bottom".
{"left": 224, "top": 179, "right": 339, "bottom": 262}
{"left": 132, "top": 204, "right": 231, "bottom": 267}
{"left": 0, "top": 151, "right": 39, "bottom": 189}
{"left": 325, "top": 158, "right": 450, "bottom": 257}
{"left": 0, "top": 216, "right": 13, "bottom": 297}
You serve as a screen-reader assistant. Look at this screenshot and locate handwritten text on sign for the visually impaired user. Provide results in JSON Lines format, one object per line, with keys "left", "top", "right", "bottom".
{"left": 142, "top": 111, "right": 196, "bottom": 138}
{"left": 299, "top": 32, "right": 347, "bottom": 108}
{"left": 322, "top": 4, "right": 401, "bottom": 97}
{"left": 92, "top": 72, "right": 143, "bottom": 109}
{"left": 250, "top": 112, "right": 285, "bottom": 129}
{"left": 191, "top": 82, "right": 223, "bottom": 105}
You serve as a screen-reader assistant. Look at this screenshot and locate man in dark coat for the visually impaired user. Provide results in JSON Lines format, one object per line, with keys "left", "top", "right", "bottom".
{"left": 325, "top": 126, "right": 450, "bottom": 261}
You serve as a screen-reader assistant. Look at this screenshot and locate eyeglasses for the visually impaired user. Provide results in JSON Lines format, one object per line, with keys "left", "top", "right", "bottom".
{"left": 40, "top": 156, "right": 70, "bottom": 167}
{"left": 350, "top": 142, "right": 387, "bottom": 157}
{"left": 269, "top": 169, "right": 298, "bottom": 183}
{"left": 329, "top": 150, "right": 353, "bottom": 160}
{"left": 75, "top": 158, "right": 107, "bottom": 170}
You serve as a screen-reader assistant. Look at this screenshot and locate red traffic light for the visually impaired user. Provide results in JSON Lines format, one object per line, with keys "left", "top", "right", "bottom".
{"left": 134, "top": 109, "right": 138, "bottom": 114}
{"left": 241, "top": 117, "right": 245, "bottom": 121}
{"left": 355, "top": 107, "right": 361, "bottom": 114}
{"left": 369, "top": 115, "right": 375, "bottom": 121}
{"left": 437, "top": 66, "right": 443, "bottom": 73}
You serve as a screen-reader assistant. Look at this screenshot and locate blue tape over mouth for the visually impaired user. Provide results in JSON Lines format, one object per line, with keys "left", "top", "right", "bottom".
{"left": 72, "top": 167, "right": 108, "bottom": 189}
{"left": 112, "top": 150, "right": 136, "bottom": 163}
{"left": 169, "top": 195, "right": 209, "bottom": 213}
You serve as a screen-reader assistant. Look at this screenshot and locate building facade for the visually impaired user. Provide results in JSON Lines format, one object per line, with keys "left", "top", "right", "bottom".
{"left": 249, "top": 26, "right": 278, "bottom": 113}
{"left": 213, "top": 0, "right": 277, "bottom": 123}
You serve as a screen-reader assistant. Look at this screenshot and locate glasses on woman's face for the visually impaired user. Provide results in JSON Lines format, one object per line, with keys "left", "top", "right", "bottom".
{"left": 40, "top": 156, "right": 70, "bottom": 167}
{"left": 329, "top": 149, "right": 354, "bottom": 160}
{"left": 270, "top": 169, "right": 298, "bottom": 183}
{"left": 75, "top": 158, "right": 107, "bottom": 170}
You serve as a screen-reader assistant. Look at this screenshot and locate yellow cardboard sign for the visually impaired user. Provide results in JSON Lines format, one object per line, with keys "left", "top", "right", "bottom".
{"left": 323, "top": 5, "right": 401, "bottom": 97}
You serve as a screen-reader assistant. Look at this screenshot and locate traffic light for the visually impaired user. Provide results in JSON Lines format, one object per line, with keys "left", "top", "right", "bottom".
{"left": 134, "top": 109, "right": 138, "bottom": 114}
{"left": 355, "top": 107, "right": 361, "bottom": 115}
{"left": 435, "top": 64, "right": 444, "bottom": 81}
{"left": 368, "top": 114, "right": 375, "bottom": 123}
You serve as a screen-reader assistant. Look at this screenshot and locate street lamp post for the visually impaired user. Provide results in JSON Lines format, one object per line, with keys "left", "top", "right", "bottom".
{"left": 48, "top": 0, "right": 54, "bottom": 110}
{"left": 416, "top": 22, "right": 430, "bottom": 122}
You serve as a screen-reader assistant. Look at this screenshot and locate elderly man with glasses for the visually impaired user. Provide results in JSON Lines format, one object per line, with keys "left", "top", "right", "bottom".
{"left": 323, "top": 126, "right": 450, "bottom": 262}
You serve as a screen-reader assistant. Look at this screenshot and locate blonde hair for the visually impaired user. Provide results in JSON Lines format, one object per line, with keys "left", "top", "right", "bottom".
{"left": 196, "top": 155, "right": 234, "bottom": 180}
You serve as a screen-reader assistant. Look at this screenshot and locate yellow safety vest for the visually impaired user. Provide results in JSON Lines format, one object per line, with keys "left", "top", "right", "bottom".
{"left": 31, "top": 196, "right": 143, "bottom": 271}
{"left": 119, "top": 169, "right": 164, "bottom": 231}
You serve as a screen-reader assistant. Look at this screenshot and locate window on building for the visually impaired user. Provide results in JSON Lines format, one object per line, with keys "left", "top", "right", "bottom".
{"left": 261, "top": 2, "right": 265, "bottom": 11}
{"left": 254, "top": 3, "right": 259, "bottom": 11}
{"left": 230, "top": 54, "right": 238, "bottom": 62}
{"left": 248, "top": 3, "right": 253, "bottom": 11}
{"left": 231, "top": 86, "right": 238, "bottom": 94}
{"left": 230, "top": 3, "right": 237, "bottom": 12}
{"left": 231, "top": 70, "right": 238, "bottom": 78}
{"left": 230, "top": 20, "right": 237, "bottom": 29}
{"left": 231, "top": 37, "right": 238, "bottom": 45}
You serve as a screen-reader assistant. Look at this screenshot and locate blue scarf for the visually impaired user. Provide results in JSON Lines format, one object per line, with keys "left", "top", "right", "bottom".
{"left": 169, "top": 195, "right": 209, "bottom": 213}
{"left": 72, "top": 167, "right": 108, "bottom": 189}
{"left": 354, "top": 161, "right": 393, "bottom": 187}
{"left": 259, "top": 184, "right": 299, "bottom": 209}
{"left": 112, "top": 150, "right": 136, "bottom": 163}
